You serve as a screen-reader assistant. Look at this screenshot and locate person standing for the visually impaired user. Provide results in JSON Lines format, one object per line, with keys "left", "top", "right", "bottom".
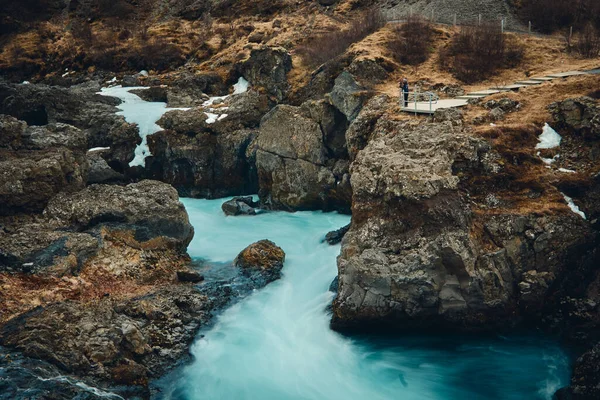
{"left": 401, "top": 78, "right": 409, "bottom": 107}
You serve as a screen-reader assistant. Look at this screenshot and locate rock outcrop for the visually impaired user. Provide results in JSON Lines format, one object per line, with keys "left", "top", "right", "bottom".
{"left": 326, "top": 71, "right": 369, "bottom": 122}
{"left": 324, "top": 224, "right": 350, "bottom": 245}
{"left": 222, "top": 196, "right": 258, "bottom": 216}
{"left": 236, "top": 46, "right": 292, "bottom": 103}
{"left": 44, "top": 180, "right": 194, "bottom": 252}
{"left": 0, "top": 81, "right": 141, "bottom": 173}
{"left": 0, "top": 115, "right": 88, "bottom": 215}
{"left": 255, "top": 101, "right": 351, "bottom": 212}
{"left": 549, "top": 96, "right": 600, "bottom": 139}
{"left": 332, "top": 118, "right": 600, "bottom": 332}
{"left": 0, "top": 285, "right": 210, "bottom": 390}
{"left": 146, "top": 90, "right": 268, "bottom": 197}
{"left": 234, "top": 239, "right": 285, "bottom": 284}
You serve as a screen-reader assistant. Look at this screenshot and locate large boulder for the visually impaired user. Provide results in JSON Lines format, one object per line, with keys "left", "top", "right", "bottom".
{"left": 326, "top": 71, "right": 370, "bottom": 122}
{"left": 549, "top": 97, "right": 600, "bottom": 138}
{"left": 86, "top": 149, "right": 124, "bottom": 184}
{"left": 43, "top": 180, "right": 194, "bottom": 252}
{"left": 147, "top": 128, "right": 258, "bottom": 198}
{"left": 236, "top": 46, "right": 292, "bottom": 103}
{"left": 234, "top": 239, "right": 285, "bottom": 284}
{"left": 222, "top": 196, "right": 258, "bottom": 216}
{"left": 146, "top": 90, "right": 269, "bottom": 197}
{"left": 0, "top": 147, "right": 87, "bottom": 215}
{"left": 255, "top": 104, "right": 351, "bottom": 212}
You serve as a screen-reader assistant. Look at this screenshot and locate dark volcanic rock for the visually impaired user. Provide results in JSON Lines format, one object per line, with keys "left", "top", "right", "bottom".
{"left": 222, "top": 196, "right": 258, "bottom": 216}
{"left": 0, "top": 285, "right": 210, "bottom": 388}
{"left": 0, "top": 224, "right": 99, "bottom": 275}
{"left": 236, "top": 46, "right": 292, "bottom": 103}
{"left": 147, "top": 90, "right": 269, "bottom": 198}
{"left": 176, "top": 270, "right": 204, "bottom": 283}
{"left": 86, "top": 149, "right": 124, "bottom": 184}
{"left": 0, "top": 147, "right": 87, "bottom": 215}
{"left": 255, "top": 103, "right": 351, "bottom": 212}
{"left": 0, "top": 345, "right": 123, "bottom": 400}
{"left": 234, "top": 239, "right": 285, "bottom": 284}
{"left": 564, "top": 343, "right": 600, "bottom": 399}
{"left": 0, "top": 81, "right": 141, "bottom": 171}
{"left": 331, "top": 119, "right": 600, "bottom": 332}
{"left": 44, "top": 180, "right": 194, "bottom": 252}
{"left": 326, "top": 71, "right": 370, "bottom": 122}
{"left": 549, "top": 96, "right": 600, "bottom": 139}
{"left": 324, "top": 224, "right": 350, "bottom": 245}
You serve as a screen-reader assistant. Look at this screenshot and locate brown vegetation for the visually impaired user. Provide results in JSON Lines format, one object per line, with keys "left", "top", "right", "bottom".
{"left": 438, "top": 24, "right": 525, "bottom": 83}
{"left": 296, "top": 7, "right": 384, "bottom": 69}
{"left": 388, "top": 16, "right": 432, "bottom": 65}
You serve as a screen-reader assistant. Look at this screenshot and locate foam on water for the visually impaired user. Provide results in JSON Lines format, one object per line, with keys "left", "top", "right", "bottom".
{"left": 157, "top": 197, "right": 571, "bottom": 400}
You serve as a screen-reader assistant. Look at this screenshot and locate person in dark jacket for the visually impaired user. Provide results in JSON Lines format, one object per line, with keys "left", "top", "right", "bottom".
{"left": 400, "top": 78, "right": 409, "bottom": 107}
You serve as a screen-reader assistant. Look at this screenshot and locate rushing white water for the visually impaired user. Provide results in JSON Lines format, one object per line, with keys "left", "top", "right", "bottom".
{"left": 157, "top": 197, "right": 571, "bottom": 400}
{"left": 99, "top": 86, "right": 189, "bottom": 167}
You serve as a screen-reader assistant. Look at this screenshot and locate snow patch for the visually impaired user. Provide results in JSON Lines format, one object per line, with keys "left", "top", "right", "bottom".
{"left": 558, "top": 168, "right": 576, "bottom": 173}
{"left": 202, "top": 77, "right": 250, "bottom": 106}
{"left": 98, "top": 85, "right": 188, "bottom": 167}
{"left": 232, "top": 77, "right": 250, "bottom": 95}
{"left": 87, "top": 147, "right": 111, "bottom": 152}
{"left": 205, "top": 112, "right": 219, "bottom": 124}
{"left": 21, "top": 81, "right": 30, "bottom": 85}
{"left": 562, "top": 193, "right": 586, "bottom": 219}
{"left": 535, "top": 123, "right": 562, "bottom": 149}
{"left": 139, "top": 70, "right": 149, "bottom": 77}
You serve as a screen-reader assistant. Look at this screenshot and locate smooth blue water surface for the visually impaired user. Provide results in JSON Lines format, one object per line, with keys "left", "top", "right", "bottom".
{"left": 156, "top": 197, "right": 570, "bottom": 400}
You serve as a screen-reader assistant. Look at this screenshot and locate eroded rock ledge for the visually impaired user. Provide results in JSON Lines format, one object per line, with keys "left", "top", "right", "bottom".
{"left": 332, "top": 117, "right": 599, "bottom": 335}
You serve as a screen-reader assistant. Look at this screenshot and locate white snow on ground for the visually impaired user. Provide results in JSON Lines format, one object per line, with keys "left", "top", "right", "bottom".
{"left": 205, "top": 112, "right": 219, "bottom": 124}
{"left": 217, "top": 114, "right": 228, "bottom": 121}
{"left": 562, "top": 193, "right": 586, "bottom": 219}
{"left": 21, "top": 81, "right": 30, "bottom": 85}
{"left": 87, "top": 147, "right": 111, "bottom": 152}
{"left": 538, "top": 153, "right": 559, "bottom": 165}
{"left": 139, "top": 70, "right": 149, "bottom": 77}
{"left": 558, "top": 168, "right": 576, "bottom": 173}
{"left": 536, "top": 123, "right": 562, "bottom": 149}
{"left": 232, "top": 77, "right": 250, "bottom": 94}
{"left": 98, "top": 85, "right": 188, "bottom": 167}
{"left": 202, "top": 77, "right": 250, "bottom": 107}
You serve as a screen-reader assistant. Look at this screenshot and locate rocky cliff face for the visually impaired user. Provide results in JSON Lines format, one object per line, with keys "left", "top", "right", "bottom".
{"left": 332, "top": 114, "right": 600, "bottom": 334}
{"left": 254, "top": 71, "right": 369, "bottom": 212}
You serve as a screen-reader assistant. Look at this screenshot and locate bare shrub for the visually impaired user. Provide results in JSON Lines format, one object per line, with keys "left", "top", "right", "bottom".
{"left": 575, "top": 24, "right": 600, "bottom": 58}
{"left": 388, "top": 16, "right": 432, "bottom": 65}
{"left": 439, "top": 24, "right": 524, "bottom": 83}
{"left": 297, "top": 7, "right": 384, "bottom": 69}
